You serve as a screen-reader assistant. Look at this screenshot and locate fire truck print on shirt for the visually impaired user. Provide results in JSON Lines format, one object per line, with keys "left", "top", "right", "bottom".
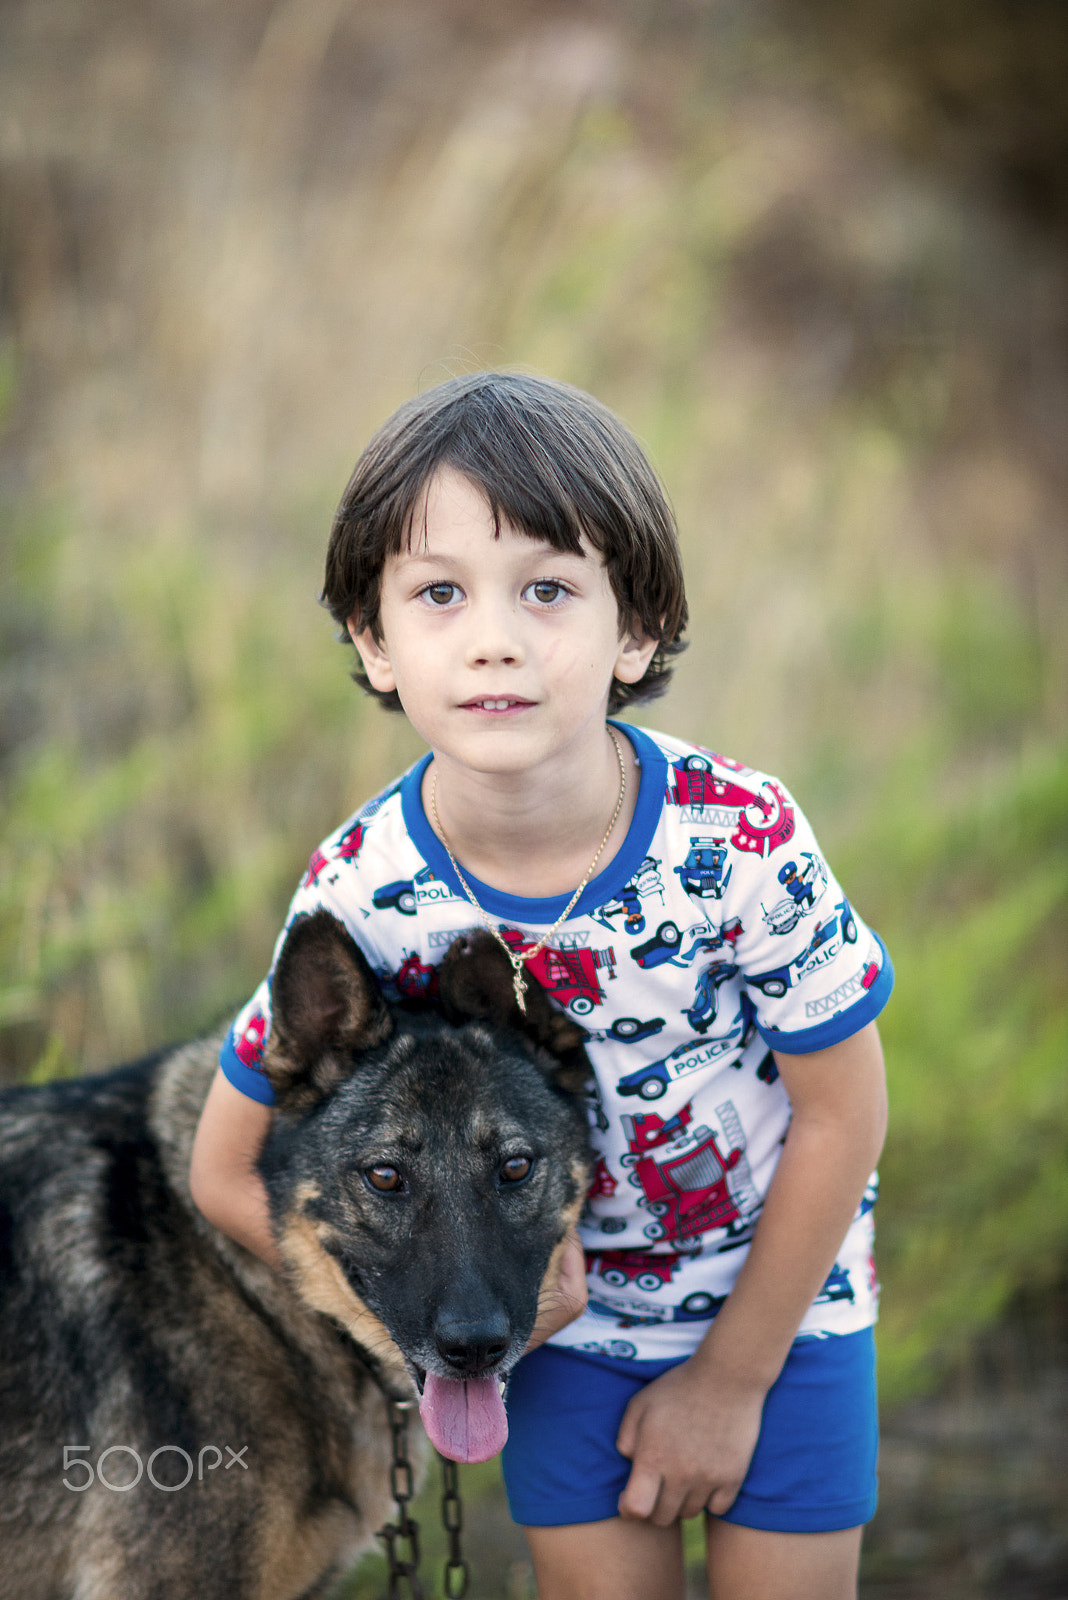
{"left": 221, "top": 726, "right": 893, "bottom": 1360}
{"left": 620, "top": 1098, "right": 760, "bottom": 1246}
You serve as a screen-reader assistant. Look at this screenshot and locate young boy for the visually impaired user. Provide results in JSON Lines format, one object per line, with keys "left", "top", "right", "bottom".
{"left": 190, "top": 371, "right": 891, "bottom": 1600}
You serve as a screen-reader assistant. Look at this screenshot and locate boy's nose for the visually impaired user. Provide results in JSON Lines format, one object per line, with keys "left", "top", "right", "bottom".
{"left": 463, "top": 604, "right": 525, "bottom": 668}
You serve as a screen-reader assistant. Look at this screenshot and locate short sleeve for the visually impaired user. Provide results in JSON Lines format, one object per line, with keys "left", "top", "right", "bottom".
{"left": 220, "top": 988, "right": 276, "bottom": 1103}
{"left": 728, "top": 782, "right": 894, "bottom": 1054}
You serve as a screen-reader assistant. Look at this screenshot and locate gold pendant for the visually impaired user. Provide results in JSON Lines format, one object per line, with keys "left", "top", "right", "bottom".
{"left": 512, "top": 961, "right": 527, "bottom": 1013}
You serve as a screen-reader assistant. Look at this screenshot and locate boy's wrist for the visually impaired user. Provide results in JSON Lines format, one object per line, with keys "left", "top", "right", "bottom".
{"left": 687, "top": 1316, "right": 786, "bottom": 1399}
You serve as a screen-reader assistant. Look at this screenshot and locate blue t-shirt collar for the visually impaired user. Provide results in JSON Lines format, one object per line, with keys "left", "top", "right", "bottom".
{"left": 400, "top": 720, "right": 667, "bottom": 925}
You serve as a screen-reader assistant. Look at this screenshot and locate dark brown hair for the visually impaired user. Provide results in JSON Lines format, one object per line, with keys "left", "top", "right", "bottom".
{"left": 321, "top": 371, "right": 688, "bottom": 713}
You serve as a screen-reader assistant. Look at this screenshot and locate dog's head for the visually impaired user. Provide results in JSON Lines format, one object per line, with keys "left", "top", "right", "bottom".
{"left": 257, "top": 910, "right": 593, "bottom": 1462}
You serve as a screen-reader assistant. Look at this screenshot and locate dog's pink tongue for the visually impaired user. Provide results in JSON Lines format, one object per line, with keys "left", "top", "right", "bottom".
{"left": 419, "top": 1373, "right": 508, "bottom": 1463}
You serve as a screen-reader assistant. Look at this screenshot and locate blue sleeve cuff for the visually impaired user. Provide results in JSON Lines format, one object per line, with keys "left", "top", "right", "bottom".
{"left": 756, "top": 934, "right": 894, "bottom": 1055}
{"left": 219, "top": 1031, "right": 277, "bottom": 1105}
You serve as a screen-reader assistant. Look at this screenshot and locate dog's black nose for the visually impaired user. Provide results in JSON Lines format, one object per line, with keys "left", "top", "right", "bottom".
{"left": 434, "top": 1311, "right": 510, "bottom": 1376}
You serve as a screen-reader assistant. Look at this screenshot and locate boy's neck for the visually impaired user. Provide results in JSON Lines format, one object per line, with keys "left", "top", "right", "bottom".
{"left": 423, "top": 725, "right": 640, "bottom": 900}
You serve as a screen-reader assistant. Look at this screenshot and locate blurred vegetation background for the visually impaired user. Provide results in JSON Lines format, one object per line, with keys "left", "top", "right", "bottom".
{"left": 1, "top": 1, "right": 1065, "bottom": 1594}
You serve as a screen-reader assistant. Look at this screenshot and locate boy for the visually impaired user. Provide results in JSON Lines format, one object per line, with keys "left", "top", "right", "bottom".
{"left": 190, "top": 371, "right": 891, "bottom": 1600}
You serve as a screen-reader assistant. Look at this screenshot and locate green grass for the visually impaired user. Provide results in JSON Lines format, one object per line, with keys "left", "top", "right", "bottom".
{"left": 847, "top": 744, "right": 1068, "bottom": 1401}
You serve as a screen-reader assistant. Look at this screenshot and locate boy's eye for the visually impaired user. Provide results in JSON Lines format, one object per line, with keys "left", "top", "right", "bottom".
{"left": 527, "top": 580, "right": 565, "bottom": 605}
{"left": 422, "top": 582, "right": 458, "bottom": 606}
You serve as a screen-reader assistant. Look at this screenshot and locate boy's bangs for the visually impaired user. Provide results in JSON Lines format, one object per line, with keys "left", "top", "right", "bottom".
{"left": 401, "top": 451, "right": 596, "bottom": 561}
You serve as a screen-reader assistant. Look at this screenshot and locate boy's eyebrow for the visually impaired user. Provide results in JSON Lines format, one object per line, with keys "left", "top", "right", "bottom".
{"left": 397, "top": 541, "right": 590, "bottom": 566}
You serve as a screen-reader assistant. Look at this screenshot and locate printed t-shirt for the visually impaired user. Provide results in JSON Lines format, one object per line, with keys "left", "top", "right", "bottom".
{"left": 221, "top": 722, "right": 893, "bottom": 1360}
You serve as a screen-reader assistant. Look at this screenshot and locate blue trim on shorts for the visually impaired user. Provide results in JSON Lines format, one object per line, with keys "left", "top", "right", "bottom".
{"left": 500, "top": 1329, "right": 878, "bottom": 1534}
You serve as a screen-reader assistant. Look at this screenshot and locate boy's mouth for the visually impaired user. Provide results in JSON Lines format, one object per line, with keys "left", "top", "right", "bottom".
{"left": 461, "top": 697, "right": 535, "bottom": 713}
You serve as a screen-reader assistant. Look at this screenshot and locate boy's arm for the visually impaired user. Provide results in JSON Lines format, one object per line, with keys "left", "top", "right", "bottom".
{"left": 615, "top": 1020, "right": 888, "bottom": 1525}
{"left": 189, "top": 1068, "right": 282, "bottom": 1271}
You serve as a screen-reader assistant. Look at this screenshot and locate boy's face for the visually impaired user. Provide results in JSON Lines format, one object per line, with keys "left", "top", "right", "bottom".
{"left": 349, "top": 468, "right": 656, "bottom": 779}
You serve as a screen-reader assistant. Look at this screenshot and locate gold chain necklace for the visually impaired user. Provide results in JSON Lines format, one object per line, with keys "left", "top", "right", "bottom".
{"left": 429, "top": 727, "right": 627, "bottom": 1013}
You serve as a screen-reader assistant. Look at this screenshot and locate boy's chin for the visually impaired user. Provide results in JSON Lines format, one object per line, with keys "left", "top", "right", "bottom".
{"left": 417, "top": 709, "right": 616, "bottom": 769}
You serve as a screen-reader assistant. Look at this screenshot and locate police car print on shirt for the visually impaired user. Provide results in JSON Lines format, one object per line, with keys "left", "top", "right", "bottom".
{"left": 577, "top": 1338, "right": 639, "bottom": 1359}
{"left": 371, "top": 864, "right": 470, "bottom": 917}
{"left": 581, "top": 1257, "right": 857, "bottom": 1336}
{"left": 616, "top": 1012, "right": 757, "bottom": 1101}
{"left": 590, "top": 855, "right": 666, "bottom": 935}
{"left": 674, "top": 837, "right": 733, "bottom": 903}
{"left": 627, "top": 917, "right": 747, "bottom": 1036}
{"left": 746, "top": 899, "right": 859, "bottom": 999}
{"left": 585, "top": 1290, "right": 729, "bottom": 1330}
{"left": 579, "top": 1014, "right": 667, "bottom": 1046}
{"left": 760, "top": 852, "right": 829, "bottom": 936}
{"left": 629, "top": 914, "right": 743, "bottom": 972}
{"left": 686, "top": 961, "right": 741, "bottom": 1034}
{"left": 413, "top": 864, "right": 466, "bottom": 909}
{"left": 372, "top": 879, "right": 417, "bottom": 915}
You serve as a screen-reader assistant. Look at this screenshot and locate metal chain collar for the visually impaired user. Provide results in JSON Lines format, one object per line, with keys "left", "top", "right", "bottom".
{"left": 378, "top": 1399, "right": 470, "bottom": 1600}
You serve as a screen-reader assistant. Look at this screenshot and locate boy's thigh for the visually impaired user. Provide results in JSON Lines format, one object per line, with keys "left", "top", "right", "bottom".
{"left": 706, "top": 1520, "right": 863, "bottom": 1600}
{"left": 525, "top": 1517, "right": 685, "bottom": 1600}
{"left": 501, "top": 1344, "right": 681, "bottom": 1528}
{"left": 505, "top": 1345, "right": 687, "bottom": 1598}
{"left": 524, "top": 1516, "right": 862, "bottom": 1600}
{"left": 524, "top": 1517, "right": 862, "bottom": 1600}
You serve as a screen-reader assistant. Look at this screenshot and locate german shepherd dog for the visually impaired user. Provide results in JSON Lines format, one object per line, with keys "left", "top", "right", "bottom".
{"left": 0, "top": 912, "right": 592, "bottom": 1600}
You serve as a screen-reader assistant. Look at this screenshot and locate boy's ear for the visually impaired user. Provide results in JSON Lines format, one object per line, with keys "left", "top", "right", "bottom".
{"left": 612, "top": 620, "right": 659, "bottom": 686}
{"left": 347, "top": 617, "right": 397, "bottom": 694}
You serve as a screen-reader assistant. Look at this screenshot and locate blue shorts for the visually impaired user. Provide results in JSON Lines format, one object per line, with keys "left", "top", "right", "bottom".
{"left": 500, "top": 1328, "right": 878, "bottom": 1533}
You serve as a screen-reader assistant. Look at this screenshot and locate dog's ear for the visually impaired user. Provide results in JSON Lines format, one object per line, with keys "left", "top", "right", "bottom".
{"left": 263, "top": 910, "right": 392, "bottom": 1110}
{"left": 437, "top": 930, "right": 591, "bottom": 1093}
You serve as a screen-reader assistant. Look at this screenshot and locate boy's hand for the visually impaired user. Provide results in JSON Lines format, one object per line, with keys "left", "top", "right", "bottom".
{"left": 615, "top": 1353, "right": 765, "bottom": 1524}
{"left": 524, "top": 1227, "right": 589, "bottom": 1353}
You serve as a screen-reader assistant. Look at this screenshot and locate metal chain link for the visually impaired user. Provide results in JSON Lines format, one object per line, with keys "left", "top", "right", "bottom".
{"left": 376, "top": 1400, "right": 469, "bottom": 1600}
{"left": 440, "top": 1457, "right": 470, "bottom": 1599}
{"left": 378, "top": 1400, "right": 424, "bottom": 1600}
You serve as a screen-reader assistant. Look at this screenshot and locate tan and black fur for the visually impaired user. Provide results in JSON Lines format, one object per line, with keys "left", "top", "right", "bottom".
{"left": 0, "top": 914, "right": 592, "bottom": 1600}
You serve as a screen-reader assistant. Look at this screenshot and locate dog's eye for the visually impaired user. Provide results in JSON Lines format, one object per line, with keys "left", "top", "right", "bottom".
{"left": 365, "top": 1165, "right": 403, "bottom": 1193}
{"left": 499, "top": 1156, "right": 532, "bottom": 1185}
